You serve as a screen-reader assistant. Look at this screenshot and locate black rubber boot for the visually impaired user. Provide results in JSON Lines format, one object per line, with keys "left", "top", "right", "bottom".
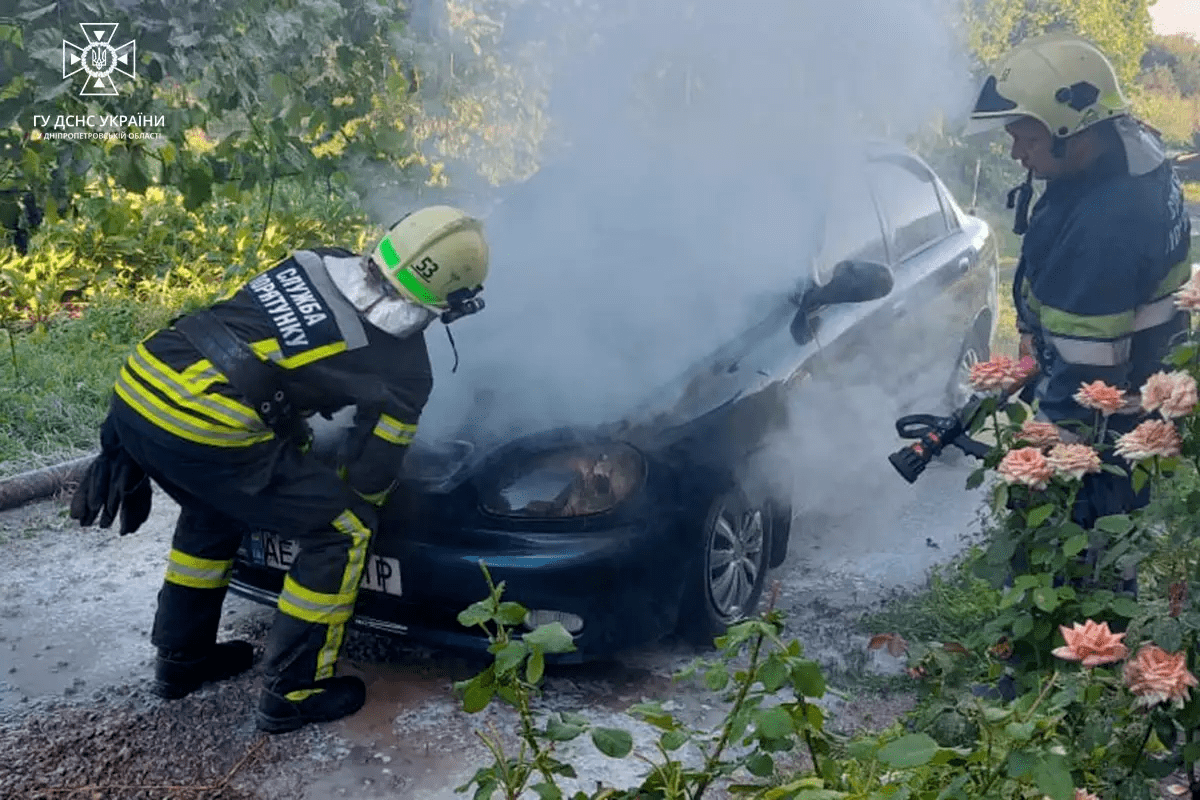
{"left": 153, "top": 640, "right": 256, "bottom": 700}
{"left": 255, "top": 676, "right": 367, "bottom": 734}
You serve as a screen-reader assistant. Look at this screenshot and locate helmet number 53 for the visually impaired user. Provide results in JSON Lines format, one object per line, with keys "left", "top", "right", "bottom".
{"left": 413, "top": 256, "right": 440, "bottom": 281}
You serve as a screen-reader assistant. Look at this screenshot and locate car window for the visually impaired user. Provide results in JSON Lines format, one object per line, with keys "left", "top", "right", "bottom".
{"left": 812, "top": 170, "right": 888, "bottom": 285}
{"left": 870, "top": 159, "right": 951, "bottom": 263}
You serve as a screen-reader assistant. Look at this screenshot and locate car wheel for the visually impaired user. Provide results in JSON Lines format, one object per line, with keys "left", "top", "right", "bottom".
{"left": 680, "top": 484, "right": 772, "bottom": 645}
{"left": 946, "top": 329, "right": 990, "bottom": 411}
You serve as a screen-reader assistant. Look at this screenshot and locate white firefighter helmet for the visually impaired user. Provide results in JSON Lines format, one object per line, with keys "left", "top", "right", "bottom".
{"left": 370, "top": 205, "right": 489, "bottom": 311}
{"left": 964, "top": 32, "right": 1129, "bottom": 138}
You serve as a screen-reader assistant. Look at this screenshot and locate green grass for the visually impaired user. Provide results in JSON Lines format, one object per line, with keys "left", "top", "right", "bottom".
{"left": 0, "top": 300, "right": 172, "bottom": 477}
{"left": 858, "top": 550, "right": 1001, "bottom": 645}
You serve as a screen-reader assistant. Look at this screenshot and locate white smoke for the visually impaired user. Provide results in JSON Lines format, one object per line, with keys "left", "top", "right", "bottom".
{"left": 371, "top": 0, "right": 978, "bottom": 456}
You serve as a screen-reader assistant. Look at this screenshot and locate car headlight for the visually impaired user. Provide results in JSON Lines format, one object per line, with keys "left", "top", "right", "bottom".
{"left": 477, "top": 442, "right": 646, "bottom": 518}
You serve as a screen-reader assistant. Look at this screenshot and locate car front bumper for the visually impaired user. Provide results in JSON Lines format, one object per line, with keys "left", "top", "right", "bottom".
{"left": 228, "top": 507, "right": 690, "bottom": 662}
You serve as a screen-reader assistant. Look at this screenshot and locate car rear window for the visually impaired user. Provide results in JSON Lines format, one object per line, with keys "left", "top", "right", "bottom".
{"left": 870, "top": 159, "right": 952, "bottom": 263}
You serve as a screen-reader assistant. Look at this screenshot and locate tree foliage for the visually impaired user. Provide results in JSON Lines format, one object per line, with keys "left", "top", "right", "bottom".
{"left": 1, "top": 0, "right": 478, "bottom": 246}
{"left": 961, "top": 0, "right": 1152, "bottom": 86}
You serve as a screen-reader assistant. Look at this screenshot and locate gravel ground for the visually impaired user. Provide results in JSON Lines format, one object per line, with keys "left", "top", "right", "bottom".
{"left": 0, "top": 437, "right": 986, "bottom": 799}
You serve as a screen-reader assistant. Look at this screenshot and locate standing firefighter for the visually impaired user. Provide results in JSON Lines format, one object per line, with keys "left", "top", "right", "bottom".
{"left": 965, "top": 33, "right": 1192, "bottom": 529}
{"left": 69, "top": 206, "right": 489, "bottom": 733}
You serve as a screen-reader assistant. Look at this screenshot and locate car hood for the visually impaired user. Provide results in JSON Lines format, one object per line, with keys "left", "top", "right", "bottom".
{"left": 394, "top": 293, "right": 823, "bottom": 493}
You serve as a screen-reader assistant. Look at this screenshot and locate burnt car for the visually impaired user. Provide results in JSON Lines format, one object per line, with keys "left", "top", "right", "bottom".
{"left": 229, "top": 140, "right": 999, "bottom": 661}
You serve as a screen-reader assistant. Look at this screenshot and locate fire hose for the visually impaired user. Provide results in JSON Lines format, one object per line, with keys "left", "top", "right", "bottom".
{"left": 887, "top": 398, "right": 994, "bottom": 483}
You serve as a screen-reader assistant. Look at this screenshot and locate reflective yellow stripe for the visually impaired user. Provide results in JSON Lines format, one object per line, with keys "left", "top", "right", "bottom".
{"left": 333, "top": 511, "right": 371, "bottom": 595}
{"left": 115, "top": 369, "right": 274, "bottom": 448}
{"left": 164, "top": 550, "right": 233, "bottom": 589}
{"left": 372, "top": 414, "right": 417, "bottom": 446}
{"left": 129, "top": 344, "right": 265, "bottom": 431}
{"left": 277, "top": 575, "right": 357, "bottom": 625}
{"left": 279, "top": 341, "right": 347, "bottom": 369}
{"left": 284, "top": 688, "right": 324, "bottom": 702}
{"left": 1152, "top": 259, "right": 1191, "bottom": 301}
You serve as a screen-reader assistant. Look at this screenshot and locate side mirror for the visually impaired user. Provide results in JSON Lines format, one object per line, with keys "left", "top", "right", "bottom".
{"left": 803, "top": 259, "right": 894, "bottom": 309}
{"left": 791, "top": 259, "right": 894, "bottom": 345}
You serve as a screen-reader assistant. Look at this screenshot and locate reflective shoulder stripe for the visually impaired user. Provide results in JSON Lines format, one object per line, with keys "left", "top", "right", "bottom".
{"left": 1047, "top": 335, "right": 1131, "bottom": 366}
{"left": 277, "top": 574, "right": 357, "bottom": 625}
{"left": 164, "top": 550, "right": 233, "bottom": 589}
{"left": 278, "top": 340, "right": 347, "bottom": 369}
{"left": 115, "top": 369, "right": 274, "bottom": 448}
{"left": 372, "top": 413, "right": 417, "bottom": 446}
{"left": 247, "top": 337, "right": 347, "bottom": 370}
{"left": 294, "top": 250, "right": 368, "bottom": 351}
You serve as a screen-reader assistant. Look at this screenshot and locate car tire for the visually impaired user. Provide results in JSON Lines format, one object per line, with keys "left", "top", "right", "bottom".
{"left": 679, "top": 484, "right": 773, "bottom": 646}
{"left": 946, "top": 326, "right": 990, "bottom": 411}
{"left": 939, "top": 327, "right": 990, "bottom": 465}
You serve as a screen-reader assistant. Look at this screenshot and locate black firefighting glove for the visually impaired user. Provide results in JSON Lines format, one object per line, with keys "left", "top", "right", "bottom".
{"left": 69, "top": 419, "right": 153, "bottom": 535}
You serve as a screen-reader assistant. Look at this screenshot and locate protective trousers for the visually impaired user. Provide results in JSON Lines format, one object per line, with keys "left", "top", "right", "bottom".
{"left": 108, "top": 403, "right": 379, "bottom": 693}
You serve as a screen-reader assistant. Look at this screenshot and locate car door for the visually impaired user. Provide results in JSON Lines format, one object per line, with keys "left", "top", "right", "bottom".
{"left": 788, "top": 157, "right": 895, "bottom": 393}
{"left": 866, "top": 154, "right": 980, "bottom": 407}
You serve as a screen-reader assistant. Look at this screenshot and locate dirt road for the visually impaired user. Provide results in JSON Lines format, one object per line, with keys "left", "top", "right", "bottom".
{"left": 0, "top": 447, "right": 986, "bottom": 799}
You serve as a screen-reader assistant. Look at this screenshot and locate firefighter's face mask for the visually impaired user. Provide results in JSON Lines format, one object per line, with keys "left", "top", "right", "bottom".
{"left": 324, "top": 255, "right": 437, "bottom": 338}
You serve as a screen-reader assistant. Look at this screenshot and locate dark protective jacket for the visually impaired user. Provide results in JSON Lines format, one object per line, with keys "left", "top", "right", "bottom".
{"left": 112, "top": 247, "right": 433, "bottom": 497}
{"left": 1014, "top": 145, "right": 1192, "bottom": 435}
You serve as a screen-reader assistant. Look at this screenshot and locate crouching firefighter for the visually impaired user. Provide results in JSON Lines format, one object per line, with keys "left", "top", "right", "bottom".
{"left": 964, "top": 34, "right": 1191, "bottom": 572}
{"left": 69, "top": 206, "right": 489, "bottom": 733}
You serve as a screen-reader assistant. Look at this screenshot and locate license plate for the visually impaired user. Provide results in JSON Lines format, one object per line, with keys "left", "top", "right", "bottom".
{"left": 248, "top": 530, "right": 402, "bottom": 597}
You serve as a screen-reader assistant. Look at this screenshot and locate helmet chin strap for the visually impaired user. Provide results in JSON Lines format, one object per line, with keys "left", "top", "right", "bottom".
{"left": 1007, "top": 168, "right": 1035, "bottom": 235}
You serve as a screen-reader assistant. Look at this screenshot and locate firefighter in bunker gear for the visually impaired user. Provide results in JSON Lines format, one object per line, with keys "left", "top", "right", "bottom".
{"left": 966, "top": 34, "right": 1191, "bottom": 538}
{"left": 70, "top": 205, "right": 490, "bottom": 733}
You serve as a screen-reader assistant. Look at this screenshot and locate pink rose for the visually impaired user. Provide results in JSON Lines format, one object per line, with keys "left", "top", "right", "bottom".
{"left": 997, "top": 447, "right": 1053, "bottom": 490}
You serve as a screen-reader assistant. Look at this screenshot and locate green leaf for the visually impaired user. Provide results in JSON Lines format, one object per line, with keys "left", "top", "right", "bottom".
{"left": 877, "top": 733, "right": 939, "bottom": 768}
{"left": 755, "top": 707, "right": 794, "bottom": 739}
{"left": 993, "top": 483, "right": 1010, "bottom": 512}
{"left": 966, "top": 467, "right": 985, "bottom": 490}
{"left": 462, "top": 680, "right": 494, "bottom": 713}
{"left": 660, "top": 729, "right": 688, "bottom": 751}
{"left": 1004, "top": 720, "right": 1035, "bottom": 741}
{"left": 544, "top": 713, "right": 588, "bottom": 742}
{"left": 758, "top": 658, "right": 789, "bottom": 692}
{"left": 1006, "top": 750, "right": 1036, "bottom": 778}
{"left": 181, "top": 168, "right": 212, "bottom": 211}
{"left": 591, "top": 727, "right": 633, "bottom": 758}
{"left": 526, "top": 648, "right": 545, "bottom": 684}
{"left": 1032, "top": 755, "right": 1073, "bottom": 800}
{"left": 1005, "top": 402, "right": 1028, "bottom": 424}
{"left": 792, "top": 661, "right": 826, "bottom": 698}
{"left": 523, "top": 622, "right": 575, "bottom": 654}
{"left": 1062, "top": 533, "right": 1088, "bottom": 557}
{"left": 1095, "top": 513, "right": 1135, "bottom": 535}
{"left": 1032, "top": 586, "right": 1059, "bottom": 613}
{"left": 531, "top": 783, "right": 562, "bottom": 800}
{"left": 746, "top": 752, "right": 775, "bottom": 777}
{"left": 1011, "top": 614, "right": 1034, "bottom": 639}
{"left": 270, "top": 72, "right": 289, "bottom": 98}
{"left": 1025, "top": 504, "right": 1055, "bottom": 528}
{"left": 1133, "top": 466, "right": 1149, "bottom": 494}
{"left": 496, "top": 601, "right": 527, "bottom": 627}
{"left": 1109, "top": 596, "right": 1140, "bottom": 618}
{"left": 706, "top": 664, "right": 730, "bottom": 691}
{"left": 494, "top": 641, "right": 526, "bottom": 675}
{"left": 458, "top": 600, "right": 493, "bottom": 629}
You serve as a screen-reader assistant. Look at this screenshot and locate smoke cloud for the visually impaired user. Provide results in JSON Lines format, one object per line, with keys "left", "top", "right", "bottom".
{"left": 377, "top": 0, "right": 979, "bottom": 462}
